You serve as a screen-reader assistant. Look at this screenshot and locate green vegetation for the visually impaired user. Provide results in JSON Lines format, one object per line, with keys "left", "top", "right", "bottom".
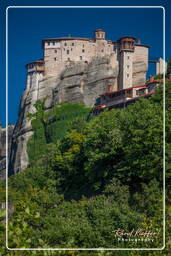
{"left": 0, "top": 81, "right": 171, "bottom": 255}
{"left": 167, "top": 57, "right": 171, "bottom": 77}
{"left": 154, "top": 74, "right": 163, "bottom": 79}
{"left": 27, "top": 102, "right": 91, "bottom": 165}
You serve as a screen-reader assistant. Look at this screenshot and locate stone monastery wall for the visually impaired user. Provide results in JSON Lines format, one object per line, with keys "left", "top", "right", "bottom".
{"left": 26, "top": 29, "right": 149, "bottom": 93}
{"left": 44, "top": 38, "right": 114, "bottom": 77}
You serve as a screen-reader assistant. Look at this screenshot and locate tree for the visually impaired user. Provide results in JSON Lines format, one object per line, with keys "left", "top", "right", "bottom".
{"left": 167, "top": 57, "right": 171, "bottom": 77}
{"left": 3, "top": 84, "right": 168, "bottom": 251}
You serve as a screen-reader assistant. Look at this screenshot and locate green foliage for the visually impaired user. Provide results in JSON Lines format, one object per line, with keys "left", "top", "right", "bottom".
{"left": 1, "top": 82, "right": 170, "bottom": 253}
{"left": 27, "top": 100, "right": 47, "bottom": 165}
{"left": 27, "top": 99, "right": 46, "bottom": 121}
{"left": 27, "top": 103, "right": 90, "bottom": 166}
{"left": 116, "top": 98, "right": 163, "bottom": 185}
{"left": 5, "top": 181, "right": 144, "bottom": 249}
{"left": 167, "top": 56, "right": 171, "bottom": 77}
{"left": 154, "top": 74, "right": 163, "bottom": 79}
{"left": 27, "top": 118, "right": 47, "bottom": 165}
{"left": 83, "top": 110, "right": 123, "bottom": 191}
{"left": 45, "top": 103, "right": 91, "bottom": 142}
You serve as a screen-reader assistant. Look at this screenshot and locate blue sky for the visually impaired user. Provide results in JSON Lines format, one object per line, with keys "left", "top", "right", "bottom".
{"left": 0, "top": 0, "right": 171, "bottom": 127}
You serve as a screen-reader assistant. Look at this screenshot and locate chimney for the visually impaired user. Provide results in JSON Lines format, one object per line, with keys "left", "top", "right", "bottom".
{"left": 137, "top": 39, "right": 141, "bottom": 44}
{"left": 107, "top": 84, "right": 112, "bottom": 92}
{"left": 149, "top": 75, "right": 154, "bottom": 82}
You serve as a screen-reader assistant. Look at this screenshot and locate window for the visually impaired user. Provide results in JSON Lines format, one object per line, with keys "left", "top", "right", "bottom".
{"left": 80, "top": 56, "right": 82, "bottom": 60}
{"left": 71, "top": 48, "right": 72, "bottom": 51}
{"left": 82, "top": 49, "right": 85, "bottom": 53}
{"left": 47, "top": 42, "right": 50, "bottom": 45}
{"left": 54, "top": 58, "right": 57, "bottom": 61}
{"left": 83, "top": 44, "right": 84, "bottom": 48}
{"left": 68, "top": 58, "right": 70, "bottom": 61}
{"left": 72, "top": 43, "right": 74, "bottom": 46}
{"left": 126, "top": 90, "right": 132, "bottom": 97}
{"left": 127, "top": 56, "right": 130, "bottom": 60}
{"left": 67, "top": 50, "right": 69, "bottom": 54}
{"left": 101, "top": 49, "right": 104, "bottom": 52}
{"left": 127, "top": 74, "right": 129, "bottom": 78}
{"left": 138, "top": 89, "right": 146, "bottom": 96}
{"left": 127, "top": 65, "right": 129, "bottom": 68}
{"left": 64, "top": 48, "right": 65, "bottom": 51}
{"left": 55, "top": 50, "right": 57, "bottom": 53}
{"left": 53, "top": 42, "right": 55, "bottom": 45}
{"left": 64, "top": 42, "right": 67, "bottom": 46}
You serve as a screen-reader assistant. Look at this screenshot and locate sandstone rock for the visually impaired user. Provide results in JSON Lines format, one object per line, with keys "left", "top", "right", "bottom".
{"left": 9, "top": 54, "right": 119, "bottom": 174}
{"left": 0, "top": 125, "right": 14, "bottom": 179}
{"left": 132, "top": 61, "right": 148, "bottom": 86}
{"left": 9, "top": 53, "right": 150, "bottom": 175}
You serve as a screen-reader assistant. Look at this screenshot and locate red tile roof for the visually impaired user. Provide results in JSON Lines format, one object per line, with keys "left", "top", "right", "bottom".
{"left": 99, "top": 79, "right": 162, "bottom": 97}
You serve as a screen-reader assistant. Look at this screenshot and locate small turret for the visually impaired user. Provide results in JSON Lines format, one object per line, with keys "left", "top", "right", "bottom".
{"left": 25, "top": 59, "right": 44, "bottom": 91}
{"left": 25, "top": 59, "right": 44, "bottom": 73}
{"left": 118, "top": 36, "right": 137, "bottom": 52}
{"left": 118, "top": 36, "right": 137, "bottom": 90}
{"left": 94, "top": 29, "right": 106, "bottom": 40}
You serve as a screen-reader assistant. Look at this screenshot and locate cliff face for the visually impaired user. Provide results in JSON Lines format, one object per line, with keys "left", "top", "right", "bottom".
{"left": 132, "top": 61, "right": 148, "bottom": 86}
{"left": 0, "top": 127, "right": 6, "bottom": 161}
{"left": 9, "top": 52, "right": 148, "bottom": 175}
{"left": 0, "top": 125, "right": 14, "bottom": 179}
{"left": 9, "top": 54, "right": 119, "bottom": 174}
{"left": 53, "top": 54, "right": 118, "bottom": 106}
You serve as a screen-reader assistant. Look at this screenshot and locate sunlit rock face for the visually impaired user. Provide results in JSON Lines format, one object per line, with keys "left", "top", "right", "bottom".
{"left": 9, "top": 54, "right": 119, "bottom": 174}
{"left": 0, "top": 125, "right": 14, "bottom": 179}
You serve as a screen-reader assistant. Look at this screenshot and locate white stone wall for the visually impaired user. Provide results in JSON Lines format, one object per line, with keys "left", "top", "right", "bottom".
{"left": 26, "top": 72, "right": 44, "bottom": 101}
{"left": 156, "top": 58, "right": 167, "bottom": 75}
{"left": 133, "top": 46, "right": 148, "bottom": 75}
{"left": 133, "top": 46, "right": 148, "bottom": 64}
{"left": 132, "top": 45, "right": 148, "bottom": 85}
{"left": 44, "top": 39, "right": 114, "bottom": 77}
{"left": 119, "top": 51, "right": 134, "bottom": 90}
{"left": 26, "top": 73, "right": 31, "bottom": 89}
{"left": 27, "top": 39, "right": 149, "bottom": 94}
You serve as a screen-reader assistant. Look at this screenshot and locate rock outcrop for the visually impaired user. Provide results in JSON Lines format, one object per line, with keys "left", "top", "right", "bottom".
{"left": 0, "top": 125, "right": 14, "bottom": 179}
{"left": 9, "top": 54, "right": 119, "bottom": 174}
{"left": 132, "top": 61, "right": 148, "bottom": 86}
{"left": 8, "top": 53, "right": 149, "bottom": 175}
